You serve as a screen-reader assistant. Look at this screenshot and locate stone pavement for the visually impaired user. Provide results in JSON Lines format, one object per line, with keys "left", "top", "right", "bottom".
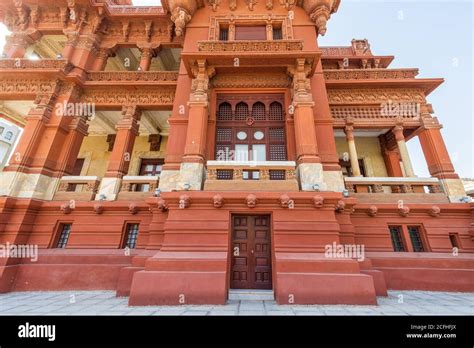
{"left": 0, "top": 290, "right": 472, "bottom": 316}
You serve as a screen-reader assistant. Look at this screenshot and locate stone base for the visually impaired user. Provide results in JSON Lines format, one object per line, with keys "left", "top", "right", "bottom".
{"left": 0, "top": 171, "right": 59, "bottom": 200}
{"left": 96, "top": 177, "right": 121, "bottom": 201}
{"left": 158, "top": 170, "right": 180, "bottom": 192}
{"left": 323, "top": 170, "right": 345, "bottom": 192}
{"left": 297, "top": 163, "right": 326, "bottom": 191}
{"left": 176, "top": 162, "right": 205, "bottom": 191}
{"left": 440, "top": 178, "right": 468, "bottom": 202}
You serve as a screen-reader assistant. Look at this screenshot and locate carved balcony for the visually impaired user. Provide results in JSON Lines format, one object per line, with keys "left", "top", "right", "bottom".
{"left": 53, "top": 176, "right": 101, "bottom": 201}
{"left": 344, "top": 177, "right": 448, "bottom": 203}
{"left": 204, "top": 161, "right": 298, "bottom": 191}
{"left": 181, "top": 40, "right": 320, "bottom": 76}
{"left": 0, "top": 58, "right": 73, "bottom": 75}
{"left": 85, "top": 71, "right": 179, "bottom": 86}
{"left": 117, "top": 175, "right": 160, "bottom": 200}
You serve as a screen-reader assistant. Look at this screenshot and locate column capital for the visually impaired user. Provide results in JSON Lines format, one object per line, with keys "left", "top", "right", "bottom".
{"left": 344, "top": 125, "right": 355, "bottom": 141}
{"left": 392, "top": 124, "right": 405, "bottom": 142}
{"left": 288, "top": 58, "right": 313, "bottom": 104}
{"left": 190, "top": 59, "right": 215, "bottom": 102}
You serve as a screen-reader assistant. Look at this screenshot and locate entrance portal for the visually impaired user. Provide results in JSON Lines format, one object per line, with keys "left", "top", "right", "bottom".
{"left": 230, "top": 215, "right": 272, "bottom": 289}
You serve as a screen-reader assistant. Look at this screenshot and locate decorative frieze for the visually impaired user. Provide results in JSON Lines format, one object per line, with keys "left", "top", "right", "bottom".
{"left": 198, "top": 40, "right": 303, "bottom": 52}
{"left": 86, "top": 71, "right": 179, "bottom": 82}
{"left": 327, "top": 88, "right": 426, "bottom": 105}
{"left": 324, "top": 69, "right": 419, "bottom": 80}
{"left": 211, "top": 73, "right": 291, "bottom": 88}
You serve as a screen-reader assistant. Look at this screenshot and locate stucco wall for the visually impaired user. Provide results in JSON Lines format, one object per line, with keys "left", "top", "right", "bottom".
{"left": 78, "top": 135, "right": 168, "bottom": 177}
{"left": 335, "top": 137, "right": 388, "bottom": 177}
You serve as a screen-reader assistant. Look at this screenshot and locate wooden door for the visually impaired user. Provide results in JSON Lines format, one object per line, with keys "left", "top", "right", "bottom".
{"left": 231, "top": 215, "right": 272, "bottom": 290}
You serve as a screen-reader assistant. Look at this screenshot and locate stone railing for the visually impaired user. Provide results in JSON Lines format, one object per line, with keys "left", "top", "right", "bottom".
{"left": 53, "top": 176, "right": 101, "bottom": 201}
{"left": 117, "top": 175, "right": 159, "bottom": 200}
{"left": 344, "top": 177, "right": 443, "bottom": 194}
{"left": 324, "top": 68, "right": 419, "bottom": 80}
{"left": 0, "top": 59, "right": 72, "bottom": 72}
{"left": 86, "top": 71, "right": 179, "bottom": 83}
{"left": 204, "top": 161, "right": 298, "bottom": 191}
{"left": 197, "top": 40, "right": 304, "bottom": 53}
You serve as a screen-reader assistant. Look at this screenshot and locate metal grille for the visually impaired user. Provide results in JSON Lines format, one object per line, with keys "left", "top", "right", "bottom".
{"left": 389, "top": 226, "right": 405, "bottom": 252}
{"left": 56, "top": 224, "right": 72, "bottom": 248}
{"left": 216, "top": 128, "right": 232, "bottom": 142}
{"left": 269, "top": 102, "right": 284, "bottom": 121}
{"left": 217, "top": 102, "right": 232, "bottom": 121}
{"left": 216, "top": 170, "right": 233, "bottom": 180}
{"left": 252, "top": 102, "right": 266, "bottom": 121}
{"left": 269, "top": 170, "right": 285, "bottom": 180}
{"left": 125, "top": 223, "right": 139, "bottom": 249}
{"left": 235, "top": 102, "right": 249, "bottom": 120}
{"left": 269, "top": 128, "right": 285, "bottom": 142}
{"left": 408, "top": 226, "right": 425, "bottom": 252}
{"left": 269, "top": 144, "right": 287, "bottom": 161}
{"left": 219, "top": 28, "right": 229, "bottom": 41}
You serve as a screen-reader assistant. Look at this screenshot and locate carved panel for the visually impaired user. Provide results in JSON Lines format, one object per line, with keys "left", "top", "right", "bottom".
{"left": 327, "top": 88, "right": 426, "bottom": 105}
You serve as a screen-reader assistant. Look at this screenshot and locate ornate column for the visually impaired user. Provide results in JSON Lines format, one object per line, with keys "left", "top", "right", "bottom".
{"left": 96, "top": 105, "right": 141, "bottom": 200}
{"left": 139, "top": 47, "right": 156, "bottom": 71}
{"left": 392, "top": 121, "right": 415, "bottom": 177}
{"left": 0, "top": 83, "right": 86, "bottom": 199}
{"left": 176, "top": 60, "right": 215, "bottom": 191}
{"left": 288, "top": 58, "right": 324, "bottom": 191}
{"left": 90, "top": 48, "right": 111, "bottom": 71}
{"left": 344, "top": 123, "right": 362, "bottom": 177}
{"left": 3, "top": 33, "right": 34, "bottom": 58}
{"left": 417, "top": 106, "right": 466, "bottom": 199}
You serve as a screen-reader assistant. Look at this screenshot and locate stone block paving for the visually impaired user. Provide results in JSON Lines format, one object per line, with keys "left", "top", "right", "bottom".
{"left": 0, "top": 290, "right": 472, "bottom": 316}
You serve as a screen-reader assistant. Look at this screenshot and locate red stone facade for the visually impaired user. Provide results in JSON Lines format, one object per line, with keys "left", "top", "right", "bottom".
{"left": 0, "top": 0, "right": 473, "bottom": 306}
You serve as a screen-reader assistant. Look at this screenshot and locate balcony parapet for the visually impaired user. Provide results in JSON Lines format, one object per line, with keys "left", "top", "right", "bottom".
{"left": 53, "top": 176, "right": 100, "bottom": 201}
{"left": 117, "top": 175, "right": 159, "bottom": 200}
{"left": 344, "top": 177, "right": 447, "bottom": 203}
{"left": 85, "top": 71, "right": 179, "bottom": 85}
{"left": 0, "top": 59, "right": 73, "bottom": 73}
{"left": 204, "top": 161, "right": 298, "bottom": 191}
{"left": 197, "top": 40, "right": 304, "bottom": 53}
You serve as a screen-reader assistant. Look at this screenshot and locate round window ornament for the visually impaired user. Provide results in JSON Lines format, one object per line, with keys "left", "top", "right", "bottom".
{"left": 237, "top": 131, "right": 247, "bottom": 140}
{"left": 254, "top": 131, "right": 264, "bottom": 140}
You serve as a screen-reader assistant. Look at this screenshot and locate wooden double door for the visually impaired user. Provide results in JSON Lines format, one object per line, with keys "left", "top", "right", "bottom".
{"left": 230, "top": 215, "right": 272, "bottom": 290}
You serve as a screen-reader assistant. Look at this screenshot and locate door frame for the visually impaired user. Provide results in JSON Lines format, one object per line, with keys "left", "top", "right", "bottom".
{"left": 226, "top": 212, "right": 275, "bottom": 293}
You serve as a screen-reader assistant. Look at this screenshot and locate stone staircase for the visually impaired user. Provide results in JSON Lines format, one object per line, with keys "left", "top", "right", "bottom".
{"left": 228, "top": 289, "right": 275, "bottom": 301}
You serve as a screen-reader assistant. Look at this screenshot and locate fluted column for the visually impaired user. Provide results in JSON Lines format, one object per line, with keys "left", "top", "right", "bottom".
{"left": 344, "top": 124, "right": 362, "bottom": 177}
{"left": 392, "top": 123, "right": 415, "bottom": 177}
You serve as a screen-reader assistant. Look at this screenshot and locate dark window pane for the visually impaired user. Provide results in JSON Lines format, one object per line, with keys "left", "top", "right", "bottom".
{"left": 235, "top": 26, "right": 266, "bottom": 40}
{"left": 125, "top": 224, "right": 140, "bottom": 249}
{"left": 449, "top": 234, "right": 459, "bottom": 248}
{"left": 408, "top": 226, "right": 425, "bottom": 252}
{"left": 57, "top": 224, "right": 72, "bottom": 248}
{"left": 273, "top": 27, "right": 282, "bottom": 40}
{"left": 219, "top": 28, "right": 229, "bottom": 41}
{"left": 389, "top": 226, "right": 405, "bottom": 252}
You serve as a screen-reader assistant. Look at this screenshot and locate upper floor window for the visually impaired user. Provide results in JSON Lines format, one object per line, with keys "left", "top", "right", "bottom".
{"left": 123, "top": 223, "right": 140, "bottom": 249}
{"left": 219, "top": 28, "right": 229, "bottom": 41}
{"left": 273, "top": 27, "right": 282, "bottom": 40}
{"left": 55, "top": 224, "right": 72, "bottom": 248}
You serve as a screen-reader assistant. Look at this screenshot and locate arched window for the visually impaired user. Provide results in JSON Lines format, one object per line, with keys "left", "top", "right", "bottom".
{"left": 251, "top": 102, "right": 266, "bottom": 121}
{"left": 217, "top": 102, "right": 232, "bottom": 121}
{"left": 269, "top": 102, "right": 284, "bottom": 121}
{"left": 235, "top": 102, "right": 249, "bottom": 121}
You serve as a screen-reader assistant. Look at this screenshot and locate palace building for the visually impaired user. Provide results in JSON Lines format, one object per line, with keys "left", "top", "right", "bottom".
{"left": 0, "top": 0, "right": 473, "bottom": 306}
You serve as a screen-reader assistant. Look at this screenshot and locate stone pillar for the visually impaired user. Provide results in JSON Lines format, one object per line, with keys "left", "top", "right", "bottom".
{"left": 417, "top": 107, "right": 466, "bottom": 199}
{"left": 57, "top": 116, "right": 89, "bottom": 176}
{"left": 288, "top": 59, "right": 324, "bottom": 191}
{"left": 392, "top": 122, "right": 415, "bottom": 177}
{"left": 90, "top": 48, "right": 111, "bottom": 71}
{"left": 228, "top": 22, "right": 235, "bottom": 41}
{"left": 3, "top": 33, "right": 34, "bottom": 58}
{"left": 176, "top": 60, "right": 215, "bottom": 191}
{"left": 97, "top": 105, "right": 141, "bottom": 200}
{"left": 139, "top": 47, "right": 155, "bottom": 71}
{"left": 344, "top": 123, "right": 362, "bottom": 177}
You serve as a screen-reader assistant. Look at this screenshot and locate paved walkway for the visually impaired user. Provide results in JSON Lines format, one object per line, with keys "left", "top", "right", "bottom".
{"left": 0, "top": 290, "right": 473, "bottom": 316}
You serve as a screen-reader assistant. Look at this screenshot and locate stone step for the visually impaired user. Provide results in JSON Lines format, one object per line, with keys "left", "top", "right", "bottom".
{"left": 228, "top": 289, "right": 275, "bottom": 301}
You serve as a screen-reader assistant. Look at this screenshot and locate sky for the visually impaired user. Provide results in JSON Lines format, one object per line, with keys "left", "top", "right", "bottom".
{"left": 0, "top": 0, "right": 472, "bottom": 178}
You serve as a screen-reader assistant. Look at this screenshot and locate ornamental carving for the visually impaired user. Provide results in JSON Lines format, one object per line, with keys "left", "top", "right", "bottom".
{"left": 335, "top": 200, "right": 345, "bottom": 212}
{"left": 367, "top": 205, "right": 378, "bottom": 217}
{"left": 246, "top": 194, "right": 257, "bottom": 208}
{"left": 211, "top": 73, "right": 291, "bottom": 89}
{"left": 198, "top": 40, "right": 303, "bottom": 52}
{"left": 213, "top": 194, "right": 224, "bottom": 208}
{"left": 0, "top": 78, "right": 59, "bottom": 97}
{"left": 170, "top": 7, "right": 191, "bottom": 37}
{"left": 81, "top": 87, "right": 175, "bottom": 107}
{"left": 179, "top": 194, "right": 191, "bottom": 208}
{"left": 190, "top": 60, "right": 216, "bottom": 102}
{"left": 129, "top": 203, "right": 138, "bottom": 215}
{"left": 399, "top": 206, "right": 410, "bottom": 217}
{"left": 279, "top": 194, "right": 292, "bottom": 208}
{"left": 93, "top": 203, "right": 104, "bottom": 214}
{"left": 324, "top": 69, "right": 419, "bottom": 80}
{"left": 327, "top": 88, "right": 426, "bottom": 105}
{"left": 313, "top": 195, "right": 324, "bottom": 208}
{"left": 86, "top": 71, "right": 179, "bottom": 82}
{"left": 429, "top": 206, "right": 441, "bottom": 217}
{"left": 287, "top": 58, "right": 313, "bottom": 104}
{"left": 302, "top": 0, "right": 340, "bottom": 36}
